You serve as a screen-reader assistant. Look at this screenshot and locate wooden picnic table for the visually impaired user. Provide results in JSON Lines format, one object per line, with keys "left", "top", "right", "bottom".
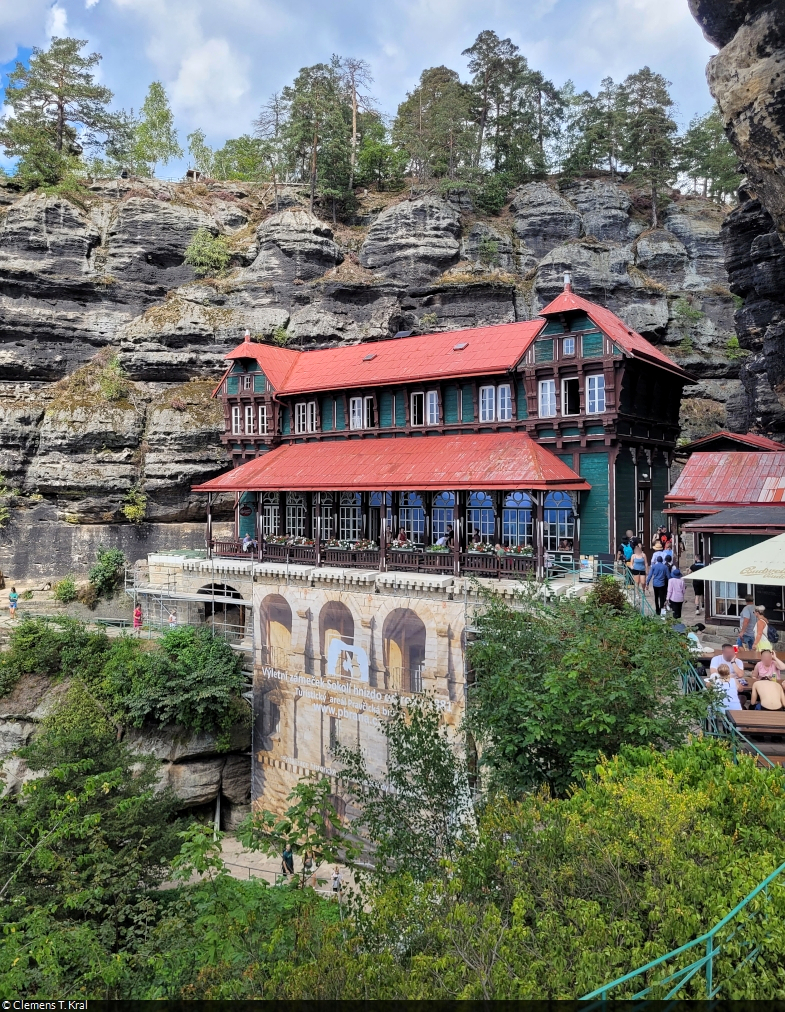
{"left": 728, "top": 710, "right": 785, "bottom": 734}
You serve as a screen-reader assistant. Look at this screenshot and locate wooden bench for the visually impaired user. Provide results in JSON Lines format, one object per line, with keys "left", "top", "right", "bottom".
{"left": 728, "top": 710, "right": 785, "bottom": 735}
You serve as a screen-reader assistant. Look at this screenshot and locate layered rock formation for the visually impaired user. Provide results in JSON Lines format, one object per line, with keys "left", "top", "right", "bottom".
{"left": 0, "top": 173, "right": 753, "bottom": 577}
{"left": 689, "top": 0, "right": 785, "bottom": 439}
{"left": 0, "top": 673, "right": 252, "bottom": 829}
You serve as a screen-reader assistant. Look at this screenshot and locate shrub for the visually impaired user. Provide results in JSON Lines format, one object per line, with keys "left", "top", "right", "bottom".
{"left": 476, "top": 173, "right": 509, "bottom": 215}
{"left": 419, "top": 312, "right": 438, "bottom": 331}
{"left": 88, "top": 546, "right": 127, "bottom": 598}
{"left": 673, "top": 296, "right": 704, "bottom": 324}
{"left": 122, "top": 485, "right": 147, "bottom": 524}
{"left": 52, "top": 575, "right": 77, "bottom": 603}
{"left": 587, "top": 574, "right": 628, "bottom": 613}
{"left": 77, "top": 583, "right": 99, "bottom": 610}
{"left": 272, "top": 325, "right": 290, "bottom": 346}
{"left": 477, "top": 236, "right": 500, "bottom": 267}
{"left": 98, "top": 354, "right": 129, "bottom": 401}
{"left": 184, "top": 227, "right": 231, "bottom": 277}
{"left": 726, "top": 335, "right": 748, "bottom": 360}
{"left": 0, "top": 617, "right": 110, "bottom": 698}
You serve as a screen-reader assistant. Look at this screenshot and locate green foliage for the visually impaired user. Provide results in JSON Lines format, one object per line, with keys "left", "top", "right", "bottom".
{"left": 0, "top": 617, "right": 111, "bottom": 698}
{"left": 726, "top": 335, "right": 748, "bottom": 360}
{"left": 52, "top": 574, "right": 77, "bottom": 603}
{"left": 355, "top": 117, "right": 407, "bottom": 191}
{"left": 0, "top": 37, "right": 118, "bottom": 189}
{"left": 476, "top": 174, "right": 509, "bottom": 214}
{"left": 587, "top": 574, "right": 627, "bottom": 612}
{"left": 334, "top": 696, "right": 474, "bottom": 882}
{"left": 272, "top": 325, "right": 290, "bottom": 346}
{"left": 393, "top": 65, "right": 474, "bottom": 181}
{"left": 122, "top": 484, "right": 147, "bottom": 524}
{"left": 212, "top": 135, "right": 268, "bottom": 181}
{"left": 679, "top": 105, "right": 741, "bottom": 202}
{"left": 133, "top": 81, "right": 182, "bottom": 176}
{"left": 465, "top": 591, "right": 710, "bottom": 797}
{"left": 103, "top": 625, "right": 245, "bottom": 734}
{"left": 183, "top": 227, "right": 231, "bottom": 277}
{"left": 419, "top": 312, "right": 438, "bottom": 331}
{"left": 477, "top": 236, "right": 500, "bottom": 266}
{"left": 673, "top": 296, "right": 704, "bottom": 324}
{"left": 0, "top": 472, "right": 13, "bottom": 528}
{"left": 239, "top": 778, "right": 360, "bottom": 887}
{"left": 88, "top": 546, "right": 127, "bottom": 598}
{"left": 98, "top": 353, "right": 129, "bottom": 401}
{"left": 186, "top": 127, "right": 215, "bottom": 176}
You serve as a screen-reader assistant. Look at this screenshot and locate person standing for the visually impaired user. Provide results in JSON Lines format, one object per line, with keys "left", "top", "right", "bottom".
{"left": 690, "top": 555, "right": 705, "bottom": 614}
{"left": 133, "top": 604, "right": 143, "bottom": 636}
{"left": 666, "top": 567, "right": 686, "bottom": 619}
{"left": 646, "top": 554, "right": 670, "bottom": 613}
{"left": 281, "top": 843, "right": 295, "bottom": 879}
{"left": 738, "top": 596, "right": 756, "bottom": 650}
{"left": 752, "top": 605, "right": 772, "bottom": 652}
{"left": 331, "top": 865, "right": 343, "bottom": 896}
{"left": 8, "top": 586, "right": 18, "bottom": 620}
{"left": 630, "top": 543, "right": 647, "bottom": 591}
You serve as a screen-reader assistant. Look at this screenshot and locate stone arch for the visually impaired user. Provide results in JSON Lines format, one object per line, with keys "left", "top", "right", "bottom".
{"left": 259, "top": 593, "right": 292, "bottom": 669}
{"left": 318, "top": 599, "right": 355, "bottom": 678}
{"left": 197, "top": 582, "right": 244, "bottom": 639}
{"left": 382, "top": 607, "right": 427, "bottom": 693}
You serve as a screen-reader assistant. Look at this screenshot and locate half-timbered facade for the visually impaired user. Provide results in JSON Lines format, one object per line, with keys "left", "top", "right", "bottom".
{"left": 196, "top": 276, "right": 693, "bottom": 573}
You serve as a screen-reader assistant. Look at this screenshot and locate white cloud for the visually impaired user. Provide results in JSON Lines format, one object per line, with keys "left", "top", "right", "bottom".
{"left": 170, "top": 37, "right": 251, "bottom": 131}
{"left": 86, "top": 0, "right": 100, "bottom": 8}
{"left": 46, "top": 3, "right": 68, "bottom": 37}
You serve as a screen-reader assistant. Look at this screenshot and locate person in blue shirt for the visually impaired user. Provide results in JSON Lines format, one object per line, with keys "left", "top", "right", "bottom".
{"left": 646, "top": 556, "right": 670, "bottom": 613}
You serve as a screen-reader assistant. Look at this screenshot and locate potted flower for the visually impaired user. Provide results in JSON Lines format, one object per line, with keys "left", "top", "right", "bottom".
{"left": 426, "top": 544, "right": 450, "bottom": 553}
{"left": 391, "top": 537, "right": 417, "bottom": 550}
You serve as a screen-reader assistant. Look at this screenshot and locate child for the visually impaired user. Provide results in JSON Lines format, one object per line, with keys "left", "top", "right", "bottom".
{"left": 8, "top": 586, "right": 18, "bottom": 620}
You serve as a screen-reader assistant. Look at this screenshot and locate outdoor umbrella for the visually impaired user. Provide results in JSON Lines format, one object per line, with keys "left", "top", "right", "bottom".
{"left": 684, "top": 532, "right": 785, "bottom": 586}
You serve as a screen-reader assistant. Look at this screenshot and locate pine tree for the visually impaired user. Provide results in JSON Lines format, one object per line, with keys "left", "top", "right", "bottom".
{"left": 392, "top": 66, "right": 473, "bottom": 181}
{"left": 679, "top": 106, "right": 740, "bottom": 202}
{"left": 462, "top": 30, "right": 518, "bottom": 168}
{"left": 0, "top": 37, "right": 117, "bottom": 187}
{"left": 133, "top": 82, "right": 183, "bottom": 177}
{"left": 621, "top": 67, "right": 678, "bottom": 227}
{"left": 336, "top": 57, "right": 374, "bottom": 190}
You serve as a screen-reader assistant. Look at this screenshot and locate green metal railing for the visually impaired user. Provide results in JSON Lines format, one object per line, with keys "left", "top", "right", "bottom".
{"left": 621, "top": 563, "right": 657, "bottom": 616}
{"left": 581, "top": 859, "right": 785, "bottom": 1000}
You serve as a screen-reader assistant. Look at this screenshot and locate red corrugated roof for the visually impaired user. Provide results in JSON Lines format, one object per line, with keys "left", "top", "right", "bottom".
{"left": 193, "top": 432, "right": 591, "bottom": 493}
{"left": 227, "top": 321, "right": 545, "bottom": 395}
{"left": 665, "top": 451, "right": 785, "bottom": 508}
{"left": 539, "top": 290, "right": 693, "bottom": 380}
{"left": 682, "top": 430, "right": 783, "bottom": 452}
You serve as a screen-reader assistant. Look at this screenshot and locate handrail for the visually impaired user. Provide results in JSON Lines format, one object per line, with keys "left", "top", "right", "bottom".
{"left": 581, "top": 859, "right": 785, "bottom": 999}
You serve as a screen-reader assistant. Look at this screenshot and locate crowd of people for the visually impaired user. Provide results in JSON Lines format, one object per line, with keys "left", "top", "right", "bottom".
{"left": 707, "top": 642, "right": 785, "bottom": 712}
{"left": 616, "top": 526, "right": 698, "bottom": 619}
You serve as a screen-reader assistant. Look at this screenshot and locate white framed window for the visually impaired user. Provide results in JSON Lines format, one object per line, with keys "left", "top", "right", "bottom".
{"left": 261, "top": 492, "right": 279, "bottom": 537}
{"left": 497, "top": 384, "right": 512, "bottom": 421}
{"left": 286, "top": 492, "right": 306, "bottom": 537}
{"left": 399, "top": 491, "right": 425, "bottom": 541}
{"left": 258, "top": 403, "right": 269, "bottom": 435}
{"left": 294, "top": 400, "right": 318, "bottom": 434}
{"left": 426, "top": 390, "right": 439, "bottom": 425}
{"left": 242, "top": 374, "right": 253, "bottom": 391}
{"left": 479, "top": 385, "right": 495, "bottom": 422}
{"left": 231, "top": 405, "right": 241, "bottom": 435}
{"left": 244, "top": 405, "right": 255, "bottom": 434}
{"left": 411, "top": 391, "right": 424, "bottom": 427}
{"left": 340, "top": 492, "right": 363, "bottom": 541}
{"left": 350, "top": 396, "right": 364, "bottom": 430}
{"left": 587, "top": 374, "right": 606, "bottom": 414}
{"left": 563, "top": 336, "right": 575, "bottom": 356}
{"left": 538, "top": 379, "right": 557, "bottom": 418}
{"left": 363, "top": 396, "right": 375, "bottom": 428}
{"left": 561, "top": 377, "right": 580, "bottom": 416}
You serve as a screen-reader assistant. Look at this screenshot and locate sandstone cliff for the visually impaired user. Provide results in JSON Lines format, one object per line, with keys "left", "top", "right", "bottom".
{"left": 0, "top": 174, "right": 750, "bottom": 577}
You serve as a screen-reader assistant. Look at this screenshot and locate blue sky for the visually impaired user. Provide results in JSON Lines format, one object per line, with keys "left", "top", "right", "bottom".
{"left": 0, "top": 0, "right": 717, "bottom": 176}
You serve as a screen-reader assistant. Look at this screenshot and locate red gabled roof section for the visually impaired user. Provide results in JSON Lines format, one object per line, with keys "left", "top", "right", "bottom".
{"left": 539, "top": 290, "right": 694, "bottom": 381}
{"left": 665, "top": 451, "right": 785, "bottom": 509}
{"left": 193, "top": 432, "right": 591, "bottom": 494}
{"left": 682, "top": 430, "right": 783, "bottom": 452}
{"left": 219, "top": 320, "right": 545, "bottom": 395}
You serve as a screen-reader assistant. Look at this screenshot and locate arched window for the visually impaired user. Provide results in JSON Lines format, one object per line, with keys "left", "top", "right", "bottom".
{"left": 468, "top": 491, "right": 494, "bottom": 542}
{"left": 313, "top": 494, "right": 334, "bottom": 541}
{"left": 339, "top": 492, "right": 362, "bottom": 541}
{"left": 399, "top": 492, "right": 425, "bottom": 542}
{"left": 432, "top": 491, "right": 455, "bottom": 543}
{"left": 503, "top": 491, "right": 532, "bottom": 546}
{"left": 261, "top": 492, "right": 279, "bottom": 537}
{"left": 544, "top": 491, "right": 575, "bottom": 551}
{"left": 286, "top": 492, "right": 306, "bottom": 538}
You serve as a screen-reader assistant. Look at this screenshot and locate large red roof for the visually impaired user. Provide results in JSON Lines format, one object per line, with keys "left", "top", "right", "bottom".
{"left": 681, "top": 430, "right": 783, "bottom": 452}
{"left": 226, "top": 321, "right": 546, "bottom": 396}
{"left": 665, "top": 451, "right": 785, "bottom": 510}
{"left": 193, "top": 432, "right": 590, "bottom": 493}
{"left": 539, "top": 290, "right": 693, "bottom": 380}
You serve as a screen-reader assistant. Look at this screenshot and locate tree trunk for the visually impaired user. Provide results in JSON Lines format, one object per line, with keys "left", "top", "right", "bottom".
{"left": 349, "top": 81, "right": 357, "bottom": 192}
{"left": 310, "top": 124, "right": 318, "bottom": 214}
{"left": 537, "top": 90, "right": 543, "bottom": 156}
{"left": 651, "top": 180, "right": 658, "bottom": 228}
{"left": 56, "top": 99, "right": 65, "bottom": 152}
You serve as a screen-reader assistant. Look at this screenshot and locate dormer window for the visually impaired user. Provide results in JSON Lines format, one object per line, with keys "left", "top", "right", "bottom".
{"left": 350, "top": 396, "right": 375, "bottom": 430}
{"left": 563, "top": 337, "right": 575, "bottom": 356}
{"left": 426, "top": 390, "right": 439, "bottom": 425}
{"left": 242, "top": 375, "right": 253, "bottom": 391}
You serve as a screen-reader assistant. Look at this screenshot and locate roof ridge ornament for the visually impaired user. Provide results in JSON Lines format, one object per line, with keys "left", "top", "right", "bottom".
{"left": 563, "top": 270, "right": 572, "bottom": 293}
{"left": 243, "top": 328, "right": 251, "bottom": 342}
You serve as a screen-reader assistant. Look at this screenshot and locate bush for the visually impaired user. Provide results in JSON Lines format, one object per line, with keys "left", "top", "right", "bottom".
{"left": 77, "top": 583, "right": 99, "bottom": 610}
{"left": 0, "top": 617, "right": 110, "bottom": 698}
{"left": 476, "top": 173, "right": 509, "bottom": 215}
{"left": 184, "top": 227, "right": 231, "bottom": 277}
{"left": 588, "top": 574, "right": 628, "bottom": 613}
{"left": 52, "top": 575, "right": 77, "bottom": 603}
{"left": 88, "top": 546, "right": 127, "bottom": 598}
{"left": 272, "top": 325, "right": 290, "bottom": 346}
{"left": 98, "top": 354, "right": 129, "bottom": 401}
{"left": 122, "top": 485, "right": 147, "bottom": 524}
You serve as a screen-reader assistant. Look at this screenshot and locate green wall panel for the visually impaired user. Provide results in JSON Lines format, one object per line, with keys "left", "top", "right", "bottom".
{"left": 238, "top": 492, "right": 257, "bottom": 539}
{"left": 321, "top": 396, "right": 334, "bottom": 431}
{"left": 226, "top": 376, "right": 239, "bottom": 394}
{"left": 615, "top": 453, "right": 636, "bottom": 547}
{"left": 516, "top": 378, "right": 528, "bottom": 419}
{"left": 253, "top": 373, "right": 266, "bottom": 392}
{"left": 712, "top": 534, "right": 769, "bottom": 559}
{"left": 444, "top": 385, "right": 459, "bottom": 423}
{"left": 535, "top": 339, "right": 554, "bottom": 362}
{"left": 281, "top": 407, "right": 290, "bottom": 434}
{"left": 379, "top": 391, "right": 393, "bottom": 427}
{"left": 335, "top": 399, "right": 346, "bottom": 431}
{"left": 395, "top": 390, "right": 406, "bottom": 427}
{"left": 582, "top": 332, "right": 604, "bottom": 357}
{"left": 461, "top": 385, "right": 474, "bottom": 422}
{"left": 579, "top": 452, "right": 609, "bottom": 554}
{"left": 651, "top": 462, "right": 670, "bottom": 532}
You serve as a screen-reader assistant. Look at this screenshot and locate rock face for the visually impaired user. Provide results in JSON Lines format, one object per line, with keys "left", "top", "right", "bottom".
{"left": 0, "top": 172, "right": 765, "bottom": 577}
{"left": 0, "top": 674, "right": 251, "bottom": 826}
{"left": 359, "top": 196, "right": 461, "bottom": 284}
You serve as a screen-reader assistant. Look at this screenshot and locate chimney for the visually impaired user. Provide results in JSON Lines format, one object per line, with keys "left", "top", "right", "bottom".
{"left": 243, "top": 328, "right": 251, "bottom": 342}
{"left": 563, "top": 270, "right": 572, "bottom": 293}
